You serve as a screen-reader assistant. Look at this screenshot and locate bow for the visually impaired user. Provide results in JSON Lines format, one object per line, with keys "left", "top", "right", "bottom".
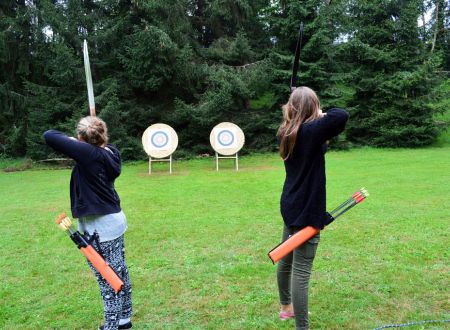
{"left": 290, "top": 22, "right": 304, "bottom": 91}
{"left": 83, "top": 40, "right": 96, "bottom": 116}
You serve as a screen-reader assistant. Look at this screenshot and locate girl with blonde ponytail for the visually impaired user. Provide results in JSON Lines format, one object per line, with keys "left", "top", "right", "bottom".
{"left": 76, "top": 116, "right": 109, "bottom": 147}
{"left": 276, "top": 87, "right": 349, "bottom": 330}
{"left": 44, "top": 116, "right": 133, "bottom": 330}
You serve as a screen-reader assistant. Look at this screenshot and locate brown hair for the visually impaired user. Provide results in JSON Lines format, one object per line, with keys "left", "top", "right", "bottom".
{"left": 76, "top": 116, "right": 108, "bottom": 147}
{"left": 277, "top": 87, "right": 321, "bottom": 159}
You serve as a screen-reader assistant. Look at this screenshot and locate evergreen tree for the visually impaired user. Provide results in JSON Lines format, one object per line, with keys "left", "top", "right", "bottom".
{"left": 1, "top": 0, "right": 448, "bottom": 159}
{"left": 0, "top": 0, "right": 33, "bottom": 156}
{"left": 429, "top": 0, "right": 449, "bottom": 66}
{"left": 250, "top": 0, "right": 346, "bottom": 149}
{"left": 25, "top": 0, "right": 93, "bottom": 158}
{"left": 343, "top": 0, "right": 441, "bottom": 147}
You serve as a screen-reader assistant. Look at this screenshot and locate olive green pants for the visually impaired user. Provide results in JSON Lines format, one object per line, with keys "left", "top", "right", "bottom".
{"left": 277, "top": 226, "right": 320, "bottom": 330}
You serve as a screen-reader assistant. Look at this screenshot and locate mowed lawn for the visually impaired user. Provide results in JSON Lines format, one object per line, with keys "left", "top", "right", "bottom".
{"left": 0, "top": 147, "right": 449, "bottom": 330}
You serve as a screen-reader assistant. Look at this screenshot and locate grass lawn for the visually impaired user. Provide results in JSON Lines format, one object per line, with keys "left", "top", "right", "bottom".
{"left": 0, "top": 146, "right": 449, "bottom": 329}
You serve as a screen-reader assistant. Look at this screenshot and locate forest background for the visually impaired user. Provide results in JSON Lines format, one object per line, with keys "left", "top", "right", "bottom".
{"left": 1, "top": 0, "right": 449, "bottom": 160}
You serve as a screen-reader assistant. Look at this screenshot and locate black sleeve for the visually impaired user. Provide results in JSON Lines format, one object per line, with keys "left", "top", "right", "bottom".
{"left": 43, "top": 130, "right": 96, "bottom": 164}
{"left": 310, "top": 108, "right": 349, "bottom": 144}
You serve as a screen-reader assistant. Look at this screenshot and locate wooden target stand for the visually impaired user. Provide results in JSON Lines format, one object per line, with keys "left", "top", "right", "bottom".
{"left": 142, "top": 123, "right": 178, "bottom": 174}
{"left": 210, "top": 122, "right": 245, "bottom": 171}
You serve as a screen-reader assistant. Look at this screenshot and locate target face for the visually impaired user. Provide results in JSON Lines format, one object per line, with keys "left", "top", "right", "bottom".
{"left": 142, "top": 124, "right": 178, "bottom": 158}
{"left": 210, "top": 122, "right": 245, "bottom": 156}
{"left": 215, "top": 128, "right": 237, "bottom": 149}
{"left": 149, "top": 130, "right": 170, "bottom": 150}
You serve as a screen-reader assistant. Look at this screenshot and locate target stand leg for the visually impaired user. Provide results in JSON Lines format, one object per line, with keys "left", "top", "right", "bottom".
{"left": 215, "top": 152, "right": 239, "bottom": 171}
{"left": 149, "top": 155, "right": 173, "bottom": 175}
{"left": 216, "top": 152, "right": 219, "bottom": 171}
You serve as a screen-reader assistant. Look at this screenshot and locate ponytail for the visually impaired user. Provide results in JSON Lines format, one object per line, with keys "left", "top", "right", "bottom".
{"left": 76, "top": 116, "right": 108, "bottom": 147}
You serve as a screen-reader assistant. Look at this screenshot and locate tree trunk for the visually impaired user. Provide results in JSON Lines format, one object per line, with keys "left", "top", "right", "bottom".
{"left": 431, "top": 1, "right": 439, "bottom": 52}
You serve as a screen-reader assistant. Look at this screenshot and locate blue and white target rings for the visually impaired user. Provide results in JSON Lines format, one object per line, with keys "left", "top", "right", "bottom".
{"left": 151, "top": 131, "right": 169, "bottom": 148}
{"left": 210, "top": 122, "right": 245, "bottom": 156}
{"left": 217, "top": 129, "right": 235, "bottom": 147}
{"left": 142, "top": 123, "right": 178, "bottom": 158}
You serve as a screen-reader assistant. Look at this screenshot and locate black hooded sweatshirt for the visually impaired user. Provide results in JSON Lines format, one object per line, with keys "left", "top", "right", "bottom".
{"left": 280, "top": 108, "right": 349, "bottom": 230}
{"left": 43, "top": 130, "right": 122, "bottom": 218}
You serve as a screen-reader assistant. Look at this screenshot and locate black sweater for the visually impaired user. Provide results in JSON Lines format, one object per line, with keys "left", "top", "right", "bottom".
{"left": 280, "top": 108, "right": 349, "bottom": 229}
{"left": 43, "top": 130, "right": 122, "bottom": 218}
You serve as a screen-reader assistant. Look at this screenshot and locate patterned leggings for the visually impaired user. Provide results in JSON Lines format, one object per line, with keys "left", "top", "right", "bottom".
{"left": 88, "top": 235, "right": 132, "bottom": 330}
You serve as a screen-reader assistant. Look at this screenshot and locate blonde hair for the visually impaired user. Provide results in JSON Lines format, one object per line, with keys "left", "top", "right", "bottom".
{"left": 76, "top": 116, "right": 108, "bottom": 147}
{"left": 277, "top": 87, "right": 321, "bottom": 159}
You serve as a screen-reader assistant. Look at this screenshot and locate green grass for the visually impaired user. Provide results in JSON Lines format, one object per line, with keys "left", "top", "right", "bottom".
{"left": 1, "top": 147, "right": 449, "bottom": 329}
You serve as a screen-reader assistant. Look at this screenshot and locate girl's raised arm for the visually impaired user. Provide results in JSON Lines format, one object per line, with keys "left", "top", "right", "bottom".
{"left": 43, "top": 130, "right": 95, "bottom": 164}
{"left": 310, "top": 108, "right": 349, "bottom": 144}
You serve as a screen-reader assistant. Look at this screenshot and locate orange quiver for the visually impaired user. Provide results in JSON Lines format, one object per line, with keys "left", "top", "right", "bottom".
{"left": 268, "top": 188, "right": 369, "bottom": 264}
{"left": 56, "top": 213, "right": 124, "bottom": 293}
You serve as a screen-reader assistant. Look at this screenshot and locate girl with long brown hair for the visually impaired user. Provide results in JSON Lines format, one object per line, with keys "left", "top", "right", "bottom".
{"left": 276, "top": 87, "right": 348, "bottom": 329}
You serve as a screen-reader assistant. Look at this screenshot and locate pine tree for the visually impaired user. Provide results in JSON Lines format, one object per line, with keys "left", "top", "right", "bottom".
{"left": 24, "top": 0, "right": 92, "bottom": 158}
{"left": 343, "top": 0, "right": 441, "bottom": 147}
{"left": 1, "top": 0, "right": 448, "bottom": 159}
{"left": 0, "top": 0, "right": 33, "bottom": 156}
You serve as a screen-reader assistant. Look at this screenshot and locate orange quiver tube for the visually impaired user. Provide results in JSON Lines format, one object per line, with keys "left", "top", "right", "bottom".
{"left": 56, "top": 213, "right": 124, "bottom": 293}
{"left": 268, "top": 227, "right": 320, "bottom": 264}
{"left": 268, "top": 188, "right": 369, "bottom": 264}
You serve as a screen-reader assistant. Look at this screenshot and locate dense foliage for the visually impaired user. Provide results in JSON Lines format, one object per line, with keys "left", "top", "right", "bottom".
{"left": 0, "top": 0, "right": 449, "bottom": 159}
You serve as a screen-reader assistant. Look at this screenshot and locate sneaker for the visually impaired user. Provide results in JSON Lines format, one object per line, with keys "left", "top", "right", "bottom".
{"left": 98, "top": 321, "right": 132, "bottom": 330}
{"left": 279, "top": 311, "right": 295, "bottom": 320}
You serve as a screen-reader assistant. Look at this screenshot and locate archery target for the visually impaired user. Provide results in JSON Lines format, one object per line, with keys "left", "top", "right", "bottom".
{"left": 210, "top": 122, "right": 245, "bottom": 156}
{"left": 142, "top": 123, "right": 178, "bottom": 158}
